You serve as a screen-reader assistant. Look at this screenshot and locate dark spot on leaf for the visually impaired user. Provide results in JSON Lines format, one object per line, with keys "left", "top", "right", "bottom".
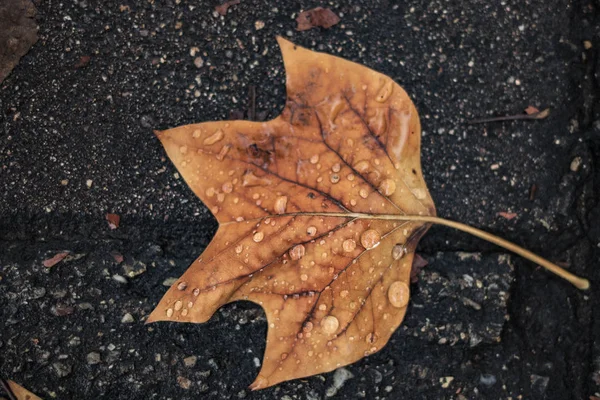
{"left": 247, "top": 143, "right": 271, "bottom": 164}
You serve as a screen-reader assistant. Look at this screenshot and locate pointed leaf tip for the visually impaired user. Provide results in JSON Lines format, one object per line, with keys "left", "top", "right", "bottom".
{"left": 275, "top": 36, "right": 295, "bottom": 50}
{"left": 249, "top": 375, "right": 269, "bottom": 391}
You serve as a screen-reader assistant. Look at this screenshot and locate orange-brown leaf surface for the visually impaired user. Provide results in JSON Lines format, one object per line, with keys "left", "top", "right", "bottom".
{"left": 5, "top": 380, "right": 42, "bottom": 400}
{"left": 148, "top": 37, "right": 436, "bottom": 389}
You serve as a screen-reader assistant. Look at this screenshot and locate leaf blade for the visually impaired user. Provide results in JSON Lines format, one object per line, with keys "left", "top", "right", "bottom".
{"left": 150, "top": 38, "right": 436, "bottom": 389}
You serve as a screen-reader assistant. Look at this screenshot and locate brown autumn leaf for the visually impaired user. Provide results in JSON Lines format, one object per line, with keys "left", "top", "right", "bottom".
{"left": 524, "top": 105, "right": 540, "bottom": 115}
{"left": 296, "top": 7, "right": 340, "bottom": 31}
{"left": 110, "top": 250, "right": 124, "bottom": 264}
{"left": 215, "top": 0, "right": 240, "bottom": 16}
{"left": 74, "top": 55, "right": 91, "bottom": 69}
{"left": 497, "top": 211, "right": 517, "bottom": 220}
{"left": 410, "top": 253, "right": 429, "bottom": 283}
{"left": 3, "top": 380, "right": 42, "bottom": 400}
{"left": 0, "top": 0, "right": 38, "bottom": 84}
{"left": 149, "top": 37, "right": 434, "bottom": 389}
{"left": 106, "top": 213, "right": 120, "bottom": 229}
{"left": 42, "top": 251, "right": 69, "bottom": 268}
{"left": 148, "top": 37, "right": 590, "bottom": 390}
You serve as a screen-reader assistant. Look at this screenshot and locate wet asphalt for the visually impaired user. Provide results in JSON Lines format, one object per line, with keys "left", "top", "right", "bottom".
{"left": 1, "top": 0, "right": 599, "bottom": 399}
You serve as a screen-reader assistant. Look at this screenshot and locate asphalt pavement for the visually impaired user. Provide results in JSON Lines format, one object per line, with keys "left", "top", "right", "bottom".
{"left": 1, "top": 1, "right": 599, "bottom": 399}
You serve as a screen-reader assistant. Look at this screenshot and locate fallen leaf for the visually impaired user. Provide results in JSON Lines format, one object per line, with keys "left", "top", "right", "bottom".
{"left": 43, "top": 251, "right": 69, "bottom": 268}
{"left": 148, "top": 38, "right": 590, "bottom": 390}
{"left": 3, "top": 379, "right": 42, "bottom": 400}
{"left": 410, "top": 254, "right": 429, "bottom": 283}
{"left": 215, "top": 0, "right": 240, "bottom": 16}
{"left": 106, "top": 213, "right": 120, "bottom": 229}
{"left": 524, "top": 105, "right": 539, "bottom": 115}
{"left": 111, "top": 250, "right": 124, "bottom": 263}
{"left": 149, "top": 37, "right": 434, "bottom": 388}
{"left": 0, "top": 0, "right": 38, "bottom": 83}
{"left": 51, "top": 303, "right": 74, "bottom": 316}
{"left": 497, "top": 211, "right": 517, "bottom": 220}
{"left": 74, "top": 55, "right": 91, "bottom": 69}
{"left": 296, "top": 7, "right": 340, "bottom": 31}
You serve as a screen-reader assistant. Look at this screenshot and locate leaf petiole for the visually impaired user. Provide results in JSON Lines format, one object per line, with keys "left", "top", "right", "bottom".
{"left": 467, "top": 108, "right": 550, "bottom": 124}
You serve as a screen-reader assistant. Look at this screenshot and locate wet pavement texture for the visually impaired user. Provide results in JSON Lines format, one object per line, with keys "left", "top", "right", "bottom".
{"left": 1, "top": 0, "right": 599, "bottom": 399}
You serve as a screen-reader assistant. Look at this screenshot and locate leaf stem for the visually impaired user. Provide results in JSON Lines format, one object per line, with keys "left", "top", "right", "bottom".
{"left": 467, "top": 108, "right": 550, "bottom": 124}
{"left": 275, "top": 212, "right": 590, "bottom": 290}
{"left": 401, "top": 215, "right": 590, "bottom": 290}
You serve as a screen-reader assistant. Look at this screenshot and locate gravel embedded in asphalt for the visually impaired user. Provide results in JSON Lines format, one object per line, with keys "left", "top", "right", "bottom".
{"left": 1, "top": 1, "right": 599, "bottom": 399}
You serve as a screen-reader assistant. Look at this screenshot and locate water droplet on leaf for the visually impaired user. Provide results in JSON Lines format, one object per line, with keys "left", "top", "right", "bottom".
{"left": 289, "top": 244, "right": 306, "bottom": 260}
{"left": 342, "top": 239, "right": 356, "bottom": 252}
{"left": 222, "top": 181, "right": 233, "bottom": 193}
{"left": 392, "top": 244, "right": 405, "bottom": 260}
{"left": 360, "top": 229, "right": 381, "bottom": 249}
{"left": 379, "top": 179, "right": 396, "bottom": 196}
{"left": 321, "top": 315, "right": 339, "bottom": 334}
{"left": 375, "top": 79, "right": 394, "bottom": 103}
{"left": 274, "top": 196, "right": 288, "bottom": 214}
{"left": 204, "top": 129, "right": 224, "bottom": 145}
{"left": 388, "top": 281, "right": 409, "bottom": 308}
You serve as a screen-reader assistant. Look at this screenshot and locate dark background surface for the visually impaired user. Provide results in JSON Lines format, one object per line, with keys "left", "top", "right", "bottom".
{"left": 1, "top": 0, "right": 599, "bottom": 399}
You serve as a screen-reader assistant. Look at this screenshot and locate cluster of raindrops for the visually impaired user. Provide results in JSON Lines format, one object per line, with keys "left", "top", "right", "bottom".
{"left": 164, "top": 281, "right": 202, "bottom": 318}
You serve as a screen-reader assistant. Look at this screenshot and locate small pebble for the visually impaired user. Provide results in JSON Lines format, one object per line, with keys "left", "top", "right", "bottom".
{"left": 52, "top": 362, "right": 72, "bottom": 378}
{"left": 570, "top": 156, "right": 582, "bottom": 172}
{"left": 112, "top": 274, "right": 127, "bottom": 284}
{"left": 121, "top": 313, "right": 134, "bottom": 323}
{"left": 78, "top": 302, "right": 94, "bottom": 310}
{"left": 140, "top": 115, "right": 155, "bottom": 128}
{"left": 87, "top": 352, "right": 101, "bottom": 365}
{"left": 479, "top": 373, "right": 497, "bottom": 387}
{"left": 440, "top": 376, "right": 454, "bottom": 388}
{"left": 122, "top": 260, "right": 147, "bottom": 278}
{"left": 162, "top": 277, "right": 178, "bottom": 286}
{"left": 183, "top": 356, "right": 197, "bottom": 367}
{"left": 177, "top": 376, "right": 192, "bottom": 389}
{"left": 326, "top": 368, "right": 354, "bottom": 397}
{"left": 31, "top": 287, "right": 46, "bottom": 299}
